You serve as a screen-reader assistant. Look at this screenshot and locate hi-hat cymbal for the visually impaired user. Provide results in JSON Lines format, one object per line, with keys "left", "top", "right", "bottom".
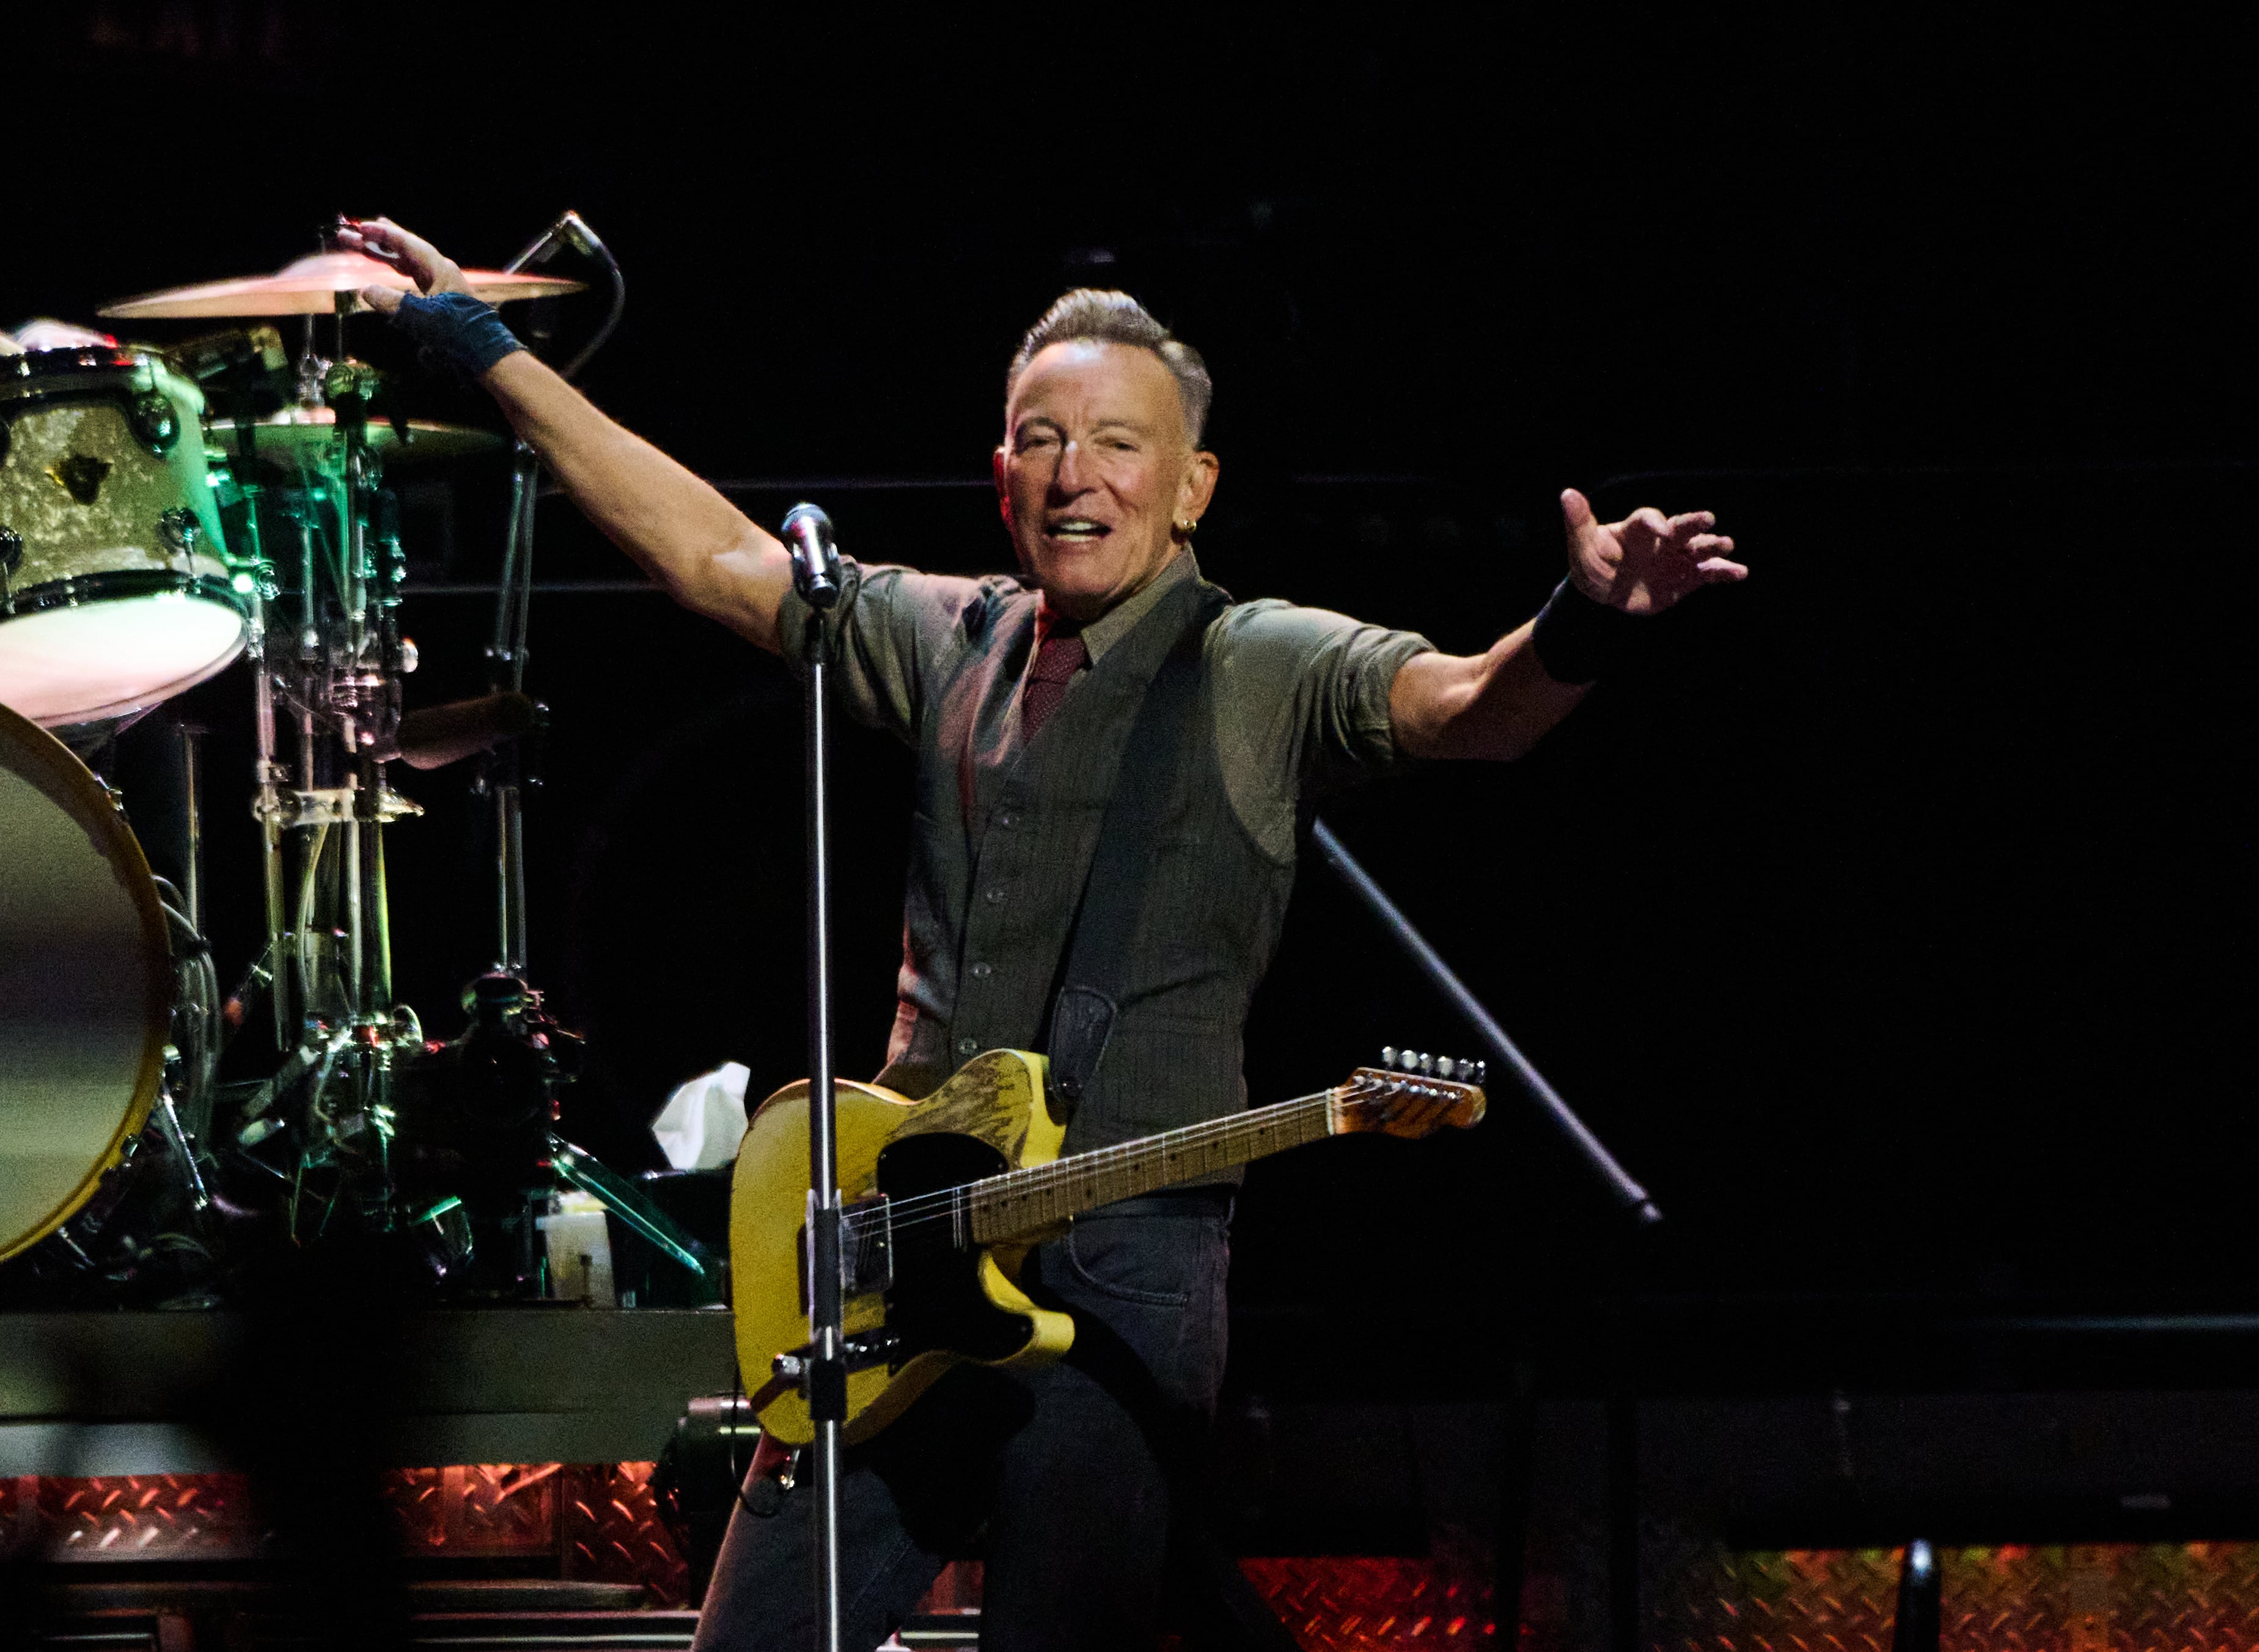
{"left": 100, "top": 252, "right": 583, "bottom": 320}
{"left": 204, "top": 405, "right": 509, "bottom": 463}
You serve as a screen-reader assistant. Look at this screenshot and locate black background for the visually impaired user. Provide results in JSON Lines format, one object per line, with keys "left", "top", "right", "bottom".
{"left": 10, "top": 5, "right": 2249, "bottom": 1392}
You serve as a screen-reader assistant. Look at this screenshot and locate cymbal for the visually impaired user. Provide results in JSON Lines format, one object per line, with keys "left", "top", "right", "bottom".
{"left": 204, "top": 405, "right": 509, "bottom": 463}
{"left": 101, "top": 252, "right": 583, "bottom": 321}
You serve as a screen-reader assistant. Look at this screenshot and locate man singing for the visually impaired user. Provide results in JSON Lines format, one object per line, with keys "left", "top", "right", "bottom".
{"left": 340, "top": 216, "right": 1744, "bottom": 1651}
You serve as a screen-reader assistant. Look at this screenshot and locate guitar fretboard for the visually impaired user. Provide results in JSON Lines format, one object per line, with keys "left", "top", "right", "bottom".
{"left": 966, "top": 1087, "right": 1346, "bottom": 1244}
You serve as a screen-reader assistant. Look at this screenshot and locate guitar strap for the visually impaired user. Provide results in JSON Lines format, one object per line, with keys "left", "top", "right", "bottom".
{"left": 1043, "top": 578, "right": 1233, "bottom": 1122}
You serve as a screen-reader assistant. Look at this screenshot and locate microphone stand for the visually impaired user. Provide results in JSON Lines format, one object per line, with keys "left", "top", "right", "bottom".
{"left": 483, "top": 212, "right": 625, "bottom": 975}
{"left": 785, "top": 507, "right": 847, "bottom": 1652}
{"left": 1306, "top": 816, "right": 1659, "bottom": 1651}
{"left": 1308, "top": 818, "right": 1658, "bottom": 1223}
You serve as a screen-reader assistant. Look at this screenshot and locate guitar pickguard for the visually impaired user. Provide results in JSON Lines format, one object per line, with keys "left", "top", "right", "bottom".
{"left": 873, "top": 1132, "right": 1032, "bottom": 1365}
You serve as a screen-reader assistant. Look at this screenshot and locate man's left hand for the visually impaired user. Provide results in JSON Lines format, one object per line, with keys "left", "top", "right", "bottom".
{"left": 1562, "top": 488, "right": 1747, "bottom": 614}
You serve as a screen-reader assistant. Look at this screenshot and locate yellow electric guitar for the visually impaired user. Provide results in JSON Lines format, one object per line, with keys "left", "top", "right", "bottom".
{"left": 731, "top": 1047, "right": 1488, "bottom": 1445}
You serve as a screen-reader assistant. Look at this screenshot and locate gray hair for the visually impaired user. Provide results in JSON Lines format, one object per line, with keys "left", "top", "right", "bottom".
{"left": 1005, "top": 290, "right": 1213, "bottom": 446}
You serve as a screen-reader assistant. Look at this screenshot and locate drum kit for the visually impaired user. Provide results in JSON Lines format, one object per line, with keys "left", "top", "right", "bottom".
{"left": 0, "top": 218, "right": 715, "bottom": 1305}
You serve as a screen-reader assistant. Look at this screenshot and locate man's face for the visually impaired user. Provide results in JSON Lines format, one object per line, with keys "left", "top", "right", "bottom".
{"left": 994, "top": 340, "right": 1218, "bottom": 623}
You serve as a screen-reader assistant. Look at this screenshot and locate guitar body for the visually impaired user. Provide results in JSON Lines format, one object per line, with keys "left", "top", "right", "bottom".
{"left": 730, "top": 1049, "right": 1074, "bottom": 1446}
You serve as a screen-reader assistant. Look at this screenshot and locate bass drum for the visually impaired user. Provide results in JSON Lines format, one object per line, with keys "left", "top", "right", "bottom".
{"left": 0, "top": 346, "right": 245, "bottom": 729}
{"left": 0, "top": 700, "right": 171, "bottom": 1261}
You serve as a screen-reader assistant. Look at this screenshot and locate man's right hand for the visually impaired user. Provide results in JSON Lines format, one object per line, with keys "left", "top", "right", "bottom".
{"left": 331, "top": 215, "right": 795, "bottom": 652}
{"left": 336, "top": 217, "right": 472, "bottom": 314}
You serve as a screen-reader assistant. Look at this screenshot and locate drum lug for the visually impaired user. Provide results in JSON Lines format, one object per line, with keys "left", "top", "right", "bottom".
{"left": 157, "top": 507, "right": 202, "bottom": 562}
{"left": 130, "top": 390, "right": 180, "bottom": 455}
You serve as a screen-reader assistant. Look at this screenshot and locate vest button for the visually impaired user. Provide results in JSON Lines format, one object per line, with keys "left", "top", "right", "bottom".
{"left": 957, "top": 1035, "right": 979, "bottom": 1055}
{"left": 984, "top": 886, "right": 1007, "bottom": 905}
{"left": 969, "top": 961, "right": 993, "bottom": 979}
{"left": 997, "top": 812, "right": 1018, "bottom": 829}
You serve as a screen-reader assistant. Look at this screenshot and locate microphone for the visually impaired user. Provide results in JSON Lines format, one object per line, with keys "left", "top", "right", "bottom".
{"left": 507, "top": 210, "right": 608, "bottom": 273}
{"left": 168, "top": 326, "right": 287, "bottom": 381}
{"left": 780, "top": 504, "right": 843, "bottom": 609}
{"left": 502, "top": 210, "right": 624, "bottom": 383}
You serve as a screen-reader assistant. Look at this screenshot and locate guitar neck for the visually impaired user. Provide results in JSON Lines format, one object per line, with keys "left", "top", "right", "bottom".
{"left": 967, "top": 1089, "right": 1341, "bottom": 1244}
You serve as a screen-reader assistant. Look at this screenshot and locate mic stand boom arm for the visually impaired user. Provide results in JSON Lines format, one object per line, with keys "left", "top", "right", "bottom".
{"left": 1308, "top": 818, "right": 1659, "bottom": 1225}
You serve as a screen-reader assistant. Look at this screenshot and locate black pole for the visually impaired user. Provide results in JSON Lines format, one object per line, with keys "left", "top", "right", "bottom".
{"left": 787, "top": 508, "right": 848, "bottom": 1652}
{"left": 1307, "top": 818, "right": 1661, "bottom": 1224}
{"left": 1892, "top": 1540, "right": 1941, "bottom": 1652}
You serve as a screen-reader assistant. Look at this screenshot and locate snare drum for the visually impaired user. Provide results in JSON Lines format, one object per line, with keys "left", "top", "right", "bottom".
{"left": 0, "top": 348, "right": 245, "bottom": 728}
{"left": 0, "top": 700, "right": 171, "bottom": 1261}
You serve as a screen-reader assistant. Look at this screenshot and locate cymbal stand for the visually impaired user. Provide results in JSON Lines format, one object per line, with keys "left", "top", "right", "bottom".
{"left": 479, "top": 211, "right": 625, "bottom": 978}
{"left": 233, "top": 296, "right": 422, "bottom": 1235}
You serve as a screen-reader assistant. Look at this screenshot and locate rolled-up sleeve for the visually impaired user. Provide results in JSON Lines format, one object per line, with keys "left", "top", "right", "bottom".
{"left": 1213, "top": 598, "right": 1436, "bottom": 798}
{"left": 775, "top": 559, "right": 1006, "bottom": 746}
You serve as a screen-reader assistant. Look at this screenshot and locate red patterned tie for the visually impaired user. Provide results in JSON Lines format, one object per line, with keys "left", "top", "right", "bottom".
{"left": 1020, "top": 628, "right": 1087, "bottom": 738}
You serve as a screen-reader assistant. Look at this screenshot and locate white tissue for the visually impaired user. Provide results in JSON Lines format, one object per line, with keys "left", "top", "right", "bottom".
{"left": 652, "top": 1061, "right": 752, "bottom": 1170}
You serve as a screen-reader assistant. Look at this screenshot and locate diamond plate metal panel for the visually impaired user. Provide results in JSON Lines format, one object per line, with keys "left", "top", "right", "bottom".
{"left": 1239, "top": 1555, "right": 1499, "bottom": 1648}
{"left": 1644, "top": 1543, "right": 2259, "bottom": 1652}
{"left": 1648, "top": 1545, "right": 1899, "bottom": 1652}
{"left": 1941, "top": 1543, "right": 2259, "bottom": 1652}
{"left": 562, "top": 1461, "right": 691, "bottom": 1606}
{"left": 378, "top": 1463, "right": 564, "bottom": 1556}
{"left": 29, "top": 1473, "right": 262, "bottom": 1562}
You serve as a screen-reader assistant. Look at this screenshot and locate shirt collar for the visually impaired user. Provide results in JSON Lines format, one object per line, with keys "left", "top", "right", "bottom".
{"left": 1037, "top": 548, "right": 1199, "bottom": 666}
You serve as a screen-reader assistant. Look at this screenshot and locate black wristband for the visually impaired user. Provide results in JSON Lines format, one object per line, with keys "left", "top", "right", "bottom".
{"left": 1530, "top": 578, "right": 1644, "bottom": 685}
{"left": 388, "top": 290, "right": 524, "bottom": 382}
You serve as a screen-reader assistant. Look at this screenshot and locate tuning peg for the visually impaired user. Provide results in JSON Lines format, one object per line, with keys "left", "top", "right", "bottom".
{"left": 1417, "top": 1052, "right": 1436, "bottom": 1075}
{"left": 1474, "top": 1060, "right": 1487, "bottom": 1085}
{"left": 1381, "top": 1046, "right": 1398, "bottom": 1068}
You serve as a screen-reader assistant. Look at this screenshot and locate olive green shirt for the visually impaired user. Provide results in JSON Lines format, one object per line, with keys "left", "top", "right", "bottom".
{"left": 779, "top": 548, "right": 1433, "bottom": 1151}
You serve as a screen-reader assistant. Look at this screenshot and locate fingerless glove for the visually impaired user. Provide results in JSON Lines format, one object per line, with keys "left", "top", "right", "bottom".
{"left": 388, "top": 291, "right": 524, "bottom": 381}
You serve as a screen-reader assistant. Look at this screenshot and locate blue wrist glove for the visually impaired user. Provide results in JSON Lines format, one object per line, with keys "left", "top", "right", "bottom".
{"left": 388, "top": 290, "right": 524, "bottom": 381}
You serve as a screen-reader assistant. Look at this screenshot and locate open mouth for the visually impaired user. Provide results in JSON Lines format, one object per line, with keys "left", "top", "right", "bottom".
{"left": 1043, "top": 518, "right": 1112, "bottom": 543}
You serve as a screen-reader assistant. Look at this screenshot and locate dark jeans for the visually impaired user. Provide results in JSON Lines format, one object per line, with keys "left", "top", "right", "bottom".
{"left": 692, "top": 1194, "right": 1232, "bottom": 1652}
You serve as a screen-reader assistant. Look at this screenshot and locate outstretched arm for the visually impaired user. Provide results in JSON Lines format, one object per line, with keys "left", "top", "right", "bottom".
{"left": 1390, "top": 488, "right": 1746, "bottom": 761}
{"left": 337, "top": 218, "right": 796, "bottom": 654}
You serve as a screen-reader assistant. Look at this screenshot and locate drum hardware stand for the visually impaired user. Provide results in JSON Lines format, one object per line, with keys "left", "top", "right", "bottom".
{"left": 220, "top": 291, "right": 426, "bottom": 1237}
{"left": 474, "top": 211, "right": 625, "bottom": 980}
{"left": 777, "top": 502, "right": 848, "bottom": 1652}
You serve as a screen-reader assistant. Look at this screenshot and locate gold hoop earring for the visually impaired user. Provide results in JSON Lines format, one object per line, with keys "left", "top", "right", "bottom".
{"left": 1174, "top": 518, "right": 1199, "bottom": 537}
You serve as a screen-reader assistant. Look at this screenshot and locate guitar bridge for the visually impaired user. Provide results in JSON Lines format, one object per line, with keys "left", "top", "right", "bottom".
{"left": 773, "top": 1326, "right": 902, "bottom": 1385}
{"left": 798, "top": 1194, "right": 894, "bottom": 1313}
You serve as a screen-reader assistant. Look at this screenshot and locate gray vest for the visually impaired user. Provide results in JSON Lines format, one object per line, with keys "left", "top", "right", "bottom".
{"left": 889, "top": 573, "right": 1297, "bottom": 1158}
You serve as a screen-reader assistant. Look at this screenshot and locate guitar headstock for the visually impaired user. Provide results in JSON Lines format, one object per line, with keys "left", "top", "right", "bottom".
{"left": 1334, "top": 1047, "right": 1489, "bottom": 1138}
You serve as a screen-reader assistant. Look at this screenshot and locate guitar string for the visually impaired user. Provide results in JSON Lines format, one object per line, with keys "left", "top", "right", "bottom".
{"left": 838, "top": 1079, "right": 1466, "bottom": 1248}
{"left": 840, "top": 1084, "right": 1356, "bottom": 1239}
{"left": 862, "top": 1093, "right": 1355, "bottom": 1238}
{"left": 831, "top": 1084, "right": 1346, "bottom": 1238}
{"left": 855, "top": 1074, "right": 1473, "bottom": 1240}
{"left": 832, "top": 1073, "right": 1473, "bottom": 1246}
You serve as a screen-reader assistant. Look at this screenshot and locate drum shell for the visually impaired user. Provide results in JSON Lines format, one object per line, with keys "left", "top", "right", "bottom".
{"left": 0, "top": 348, "right": 232, "bottom": 589}
{"left": 0, "top": 350, "right": 245, "bottom": 726}
{"left": 0, "top": 700, "right": 171, "bottom": 1262}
